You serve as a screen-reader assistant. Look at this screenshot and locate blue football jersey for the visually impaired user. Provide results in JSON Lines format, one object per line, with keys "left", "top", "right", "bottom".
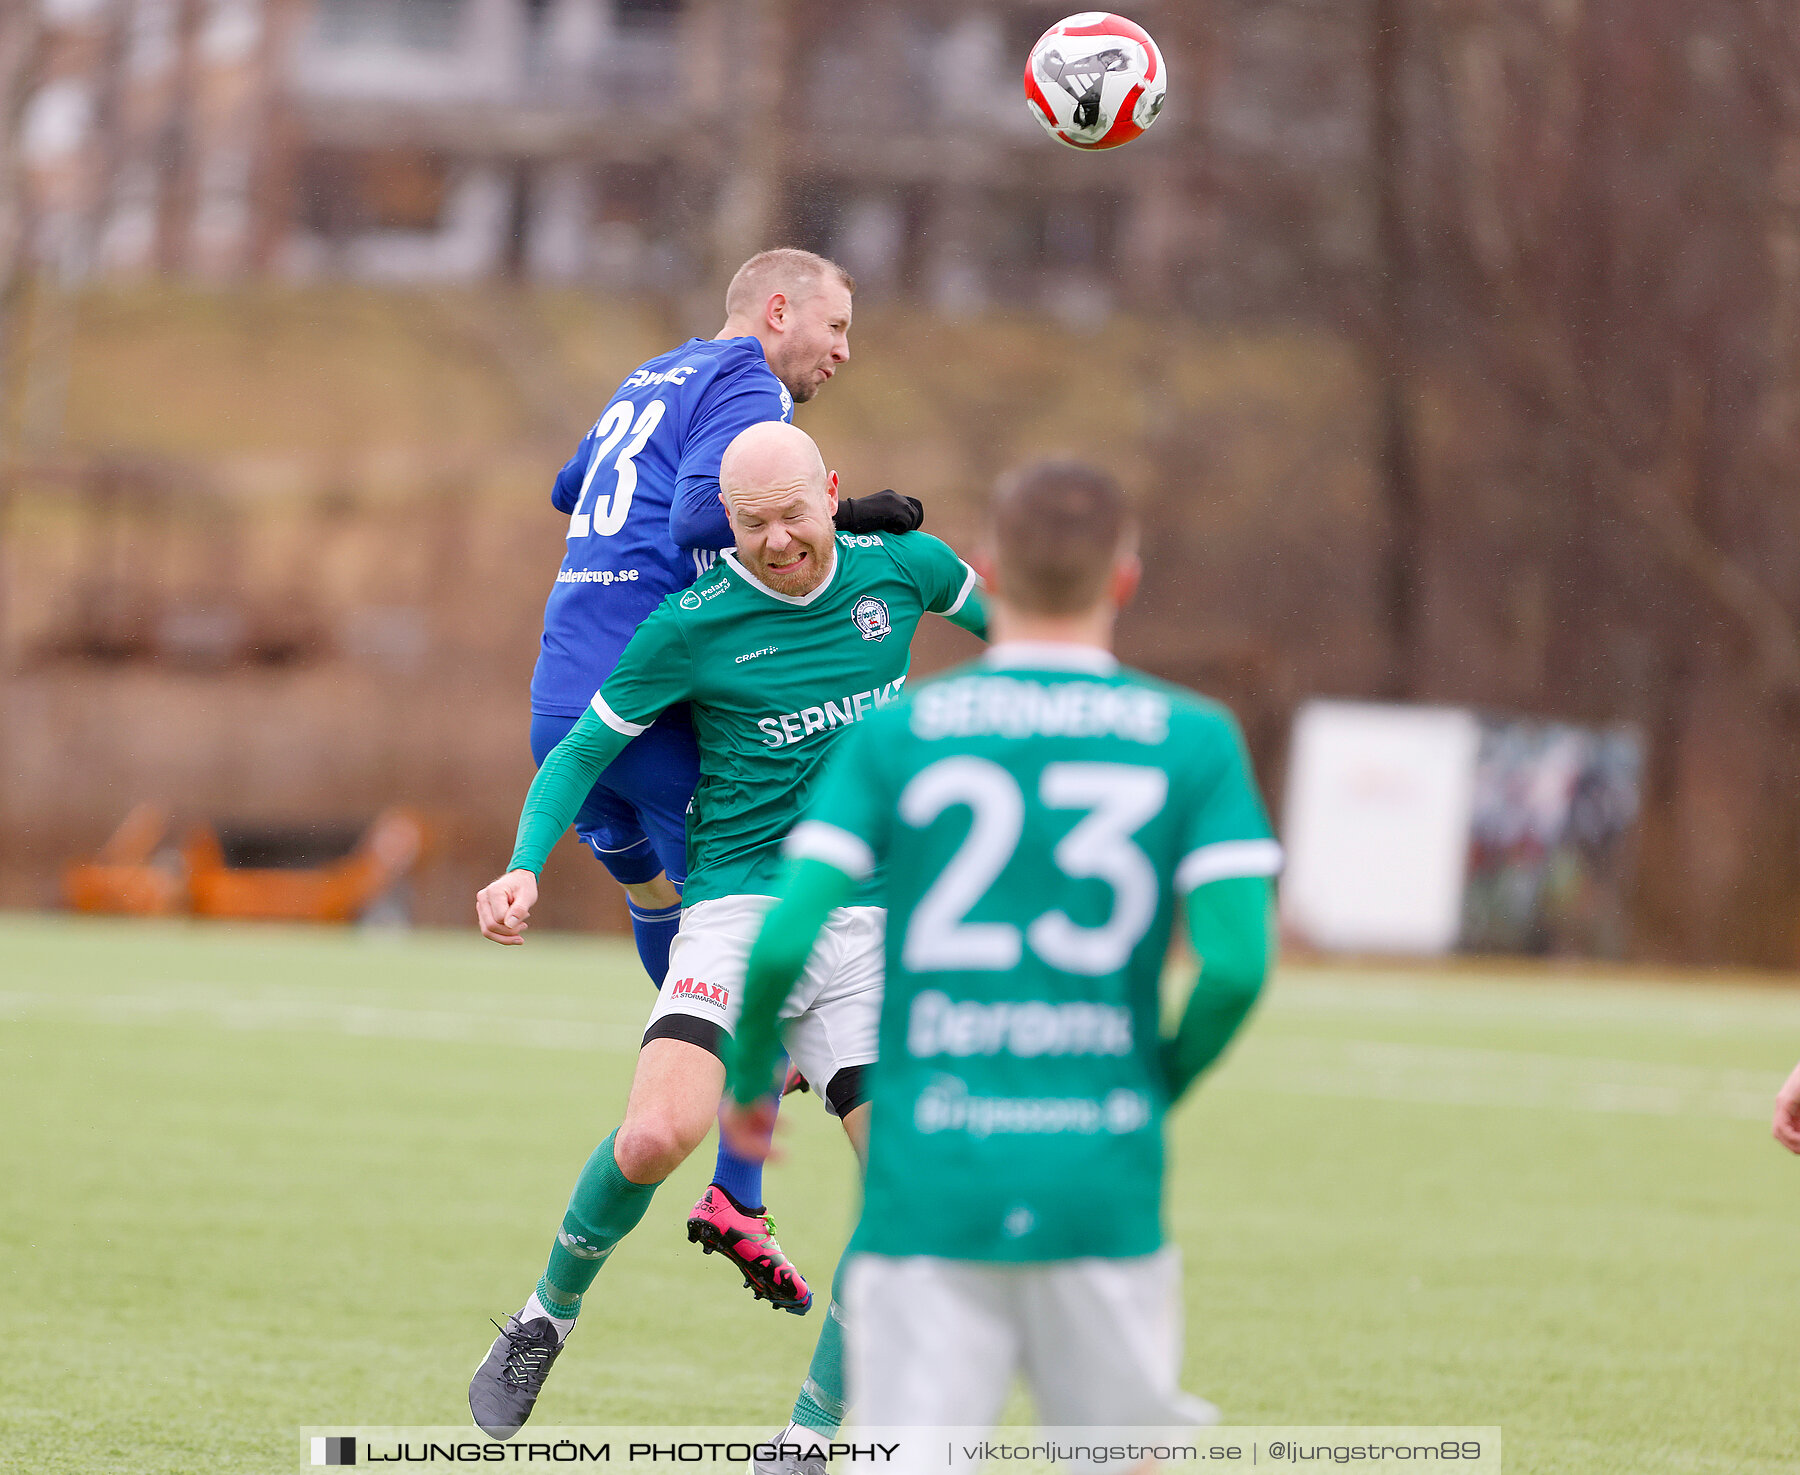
{"left": 530, "top": 336, "right": 794, "bottom": 716}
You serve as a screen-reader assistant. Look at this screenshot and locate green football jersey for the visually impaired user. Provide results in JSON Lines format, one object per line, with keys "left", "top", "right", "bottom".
{"left": 786, "top": 643, "right": 1280, "bottom": 1262}
{"left": 590, "top": 531, "right": 983, "bottom": 906}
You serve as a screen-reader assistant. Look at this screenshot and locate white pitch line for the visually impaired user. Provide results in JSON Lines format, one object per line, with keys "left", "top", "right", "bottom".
{"left": 2, "top": 987, "right": 1784, "bottom": 1121}
{"left": 1267, "top": 974, "right": 1800, "bottom": 1035}
{"left": 1216, "top": 1034, "right": 1783, "bottom": 1120}
{"left": 0, "top": 990, "right": 637, "bottom": 1054}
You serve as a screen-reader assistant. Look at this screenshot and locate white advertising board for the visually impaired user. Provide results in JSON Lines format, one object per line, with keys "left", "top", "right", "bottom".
{"left": 1280, "top": 700, "right": 1481, "bottom": 955}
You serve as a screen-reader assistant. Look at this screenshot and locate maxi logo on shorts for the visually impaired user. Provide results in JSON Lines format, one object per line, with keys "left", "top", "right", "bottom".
{"left": 666, "top": 977, "right": 730, "bottom": 1009}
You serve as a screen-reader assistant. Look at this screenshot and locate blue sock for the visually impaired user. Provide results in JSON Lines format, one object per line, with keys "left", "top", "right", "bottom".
{"left": 627, "top": 900, "right": 682, "bottom": 989}
{"left": 710, "top": 1090, "right": 778, "bottom": 1209}
{"left": 709, "top": 1053, "right": 789, "bottom": 1209}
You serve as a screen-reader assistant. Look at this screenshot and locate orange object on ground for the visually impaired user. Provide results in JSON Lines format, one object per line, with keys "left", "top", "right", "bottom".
{"left": 62, "top": 803, "right": 188, "bottom": 915}
{"left": 65, "top": 805, "right": 425, "bottom": 922}
{"left": 186, "top": 809, "right": 426, "bottom": 922}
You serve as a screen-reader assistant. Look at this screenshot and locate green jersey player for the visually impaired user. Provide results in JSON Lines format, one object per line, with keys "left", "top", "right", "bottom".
{"left": 468, "top": 422, "right": 986, "bottom": 1446}
{"left": 723, "top": 461, "right": 1279, "bottom": 1463}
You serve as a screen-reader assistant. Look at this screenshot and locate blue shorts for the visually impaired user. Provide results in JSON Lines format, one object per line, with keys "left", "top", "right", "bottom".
{"left": 529, "top": 711, "right": 696, "bottom": 887}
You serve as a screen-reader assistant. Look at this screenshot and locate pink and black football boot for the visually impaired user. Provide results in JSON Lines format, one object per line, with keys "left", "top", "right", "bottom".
{"left": 686, "top": 1185, "right": 813, "bottom": 1314}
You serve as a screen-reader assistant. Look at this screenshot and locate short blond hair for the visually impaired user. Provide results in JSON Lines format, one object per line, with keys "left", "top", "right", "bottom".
{"left": 725, "top": 248, "right": 855, "bottom": 319}
{"left": 990, "top": 461, "right": 1135, "bottom": 615}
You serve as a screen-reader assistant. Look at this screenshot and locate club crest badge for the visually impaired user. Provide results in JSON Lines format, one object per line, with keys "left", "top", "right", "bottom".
{"left": 852, "top": 595, "right": 891, "bottom": 642}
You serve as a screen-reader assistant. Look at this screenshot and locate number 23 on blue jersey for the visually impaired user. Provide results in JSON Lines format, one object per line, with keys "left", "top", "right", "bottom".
{"left": 568, "top": 400, "right": 667, "bottom": 540}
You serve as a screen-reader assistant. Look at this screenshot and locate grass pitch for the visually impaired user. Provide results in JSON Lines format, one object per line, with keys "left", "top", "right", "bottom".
{"left": 3, "top": 914, "right": 1797, "bottom": 1475}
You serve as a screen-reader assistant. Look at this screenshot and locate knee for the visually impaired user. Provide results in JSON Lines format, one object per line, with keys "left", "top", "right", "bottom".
{"left": 613, "top": 1115, "right": 701, "bottom": 1183}
{"left": 624, "top": 873, "right": 681, "bottom": 910}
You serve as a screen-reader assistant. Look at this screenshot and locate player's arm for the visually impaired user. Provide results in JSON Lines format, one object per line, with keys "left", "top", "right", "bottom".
{"left": 727, "top": 803, "right": 878, "bottom": 1105}
{"left": 890, "top": 530, "right": 989, "bottom": 640}
{"left": 947, "top": 583, "right": 989, "bottom": 640}
{"left": 476, "top": 705, "right": 633, "bottom": 943}
{"left": 671, "top": 372, "right": 789, "bottom": 550}
{"left": 550, "top": 434, "right": 593, "bottom": 514}
{"left": 921, "top": 534, "right": 987, "bottom": 639}
{"left": 722, "top": 726, "right": 891, "bottom": 1155}
{"left": 727, "top": 856, "right": 858, "bottom": 1111}
{"left": 718, "top": 854, "right": 856, "bottom": 1162}
{"left": 1161, "top": 876, "right": 1274, "bottom": 1100}
{"left": 476, "top": 611, "right": 693, "bottom": 944}
{"left": 671, "top": 373, "right": 928, "bottom": 548}
{"left": 1159, "top": 709, "right": 1283, "bottom": 1097}
{"left": 835, "top": 489, "right": 925, "bottom": 535}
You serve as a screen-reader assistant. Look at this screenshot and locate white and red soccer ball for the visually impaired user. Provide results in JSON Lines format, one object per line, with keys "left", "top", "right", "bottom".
{"left": 1023, "top": 12, "right": 1167, "bottom": 151}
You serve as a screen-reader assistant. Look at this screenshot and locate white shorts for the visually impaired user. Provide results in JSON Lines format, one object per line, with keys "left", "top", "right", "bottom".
{"left": 643, "top": 894, "right": 884, "bottom": 1116}
{"left": 845, "top": 1248, "right": 1216, "bottom": 1473}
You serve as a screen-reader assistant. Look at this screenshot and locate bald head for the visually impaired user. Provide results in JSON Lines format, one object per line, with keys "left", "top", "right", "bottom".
{"left": 718, "top": 422, "right": 840, "bottom": 596}
{"left": 720, "top": 421, "right": 828, "bottom": 507}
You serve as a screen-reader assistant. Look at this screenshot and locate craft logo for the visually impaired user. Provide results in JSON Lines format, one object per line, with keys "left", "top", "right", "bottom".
{"left": 851, "top": 596, "right": 891, "bottom": 642}
{"left": 311, "top": 1435, "right": 356, "bottom": 1466}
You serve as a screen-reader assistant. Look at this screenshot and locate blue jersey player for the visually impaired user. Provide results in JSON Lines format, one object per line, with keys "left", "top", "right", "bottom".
{"left": 524, "top": 249, "right": 921, "bottom": 1316}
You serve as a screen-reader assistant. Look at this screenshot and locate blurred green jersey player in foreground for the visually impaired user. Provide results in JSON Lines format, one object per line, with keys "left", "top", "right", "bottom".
{"left": 724, "top": 460, "right": 1280, "bottom": 1474}
{"left": 469, "top": 421, "right": 986, "bottom": 1449}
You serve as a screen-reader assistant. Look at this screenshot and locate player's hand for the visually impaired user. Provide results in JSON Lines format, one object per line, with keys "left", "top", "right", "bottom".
{"left": 834, "top": 490, "right": 924, "bottom": 535}
{"left": 1774, "top": 1060, "right": 1800, "bottom": 1154}
{"left": 476, "top": 869, "right": 539, "bottom": 945}
{"left": 719, "top": 1096, "right": 782, "bottom": 1163}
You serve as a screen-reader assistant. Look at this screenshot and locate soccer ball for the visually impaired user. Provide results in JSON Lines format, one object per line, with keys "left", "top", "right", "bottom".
{"left": 1023, "top": 13, "right": 1167, "bottom": 151}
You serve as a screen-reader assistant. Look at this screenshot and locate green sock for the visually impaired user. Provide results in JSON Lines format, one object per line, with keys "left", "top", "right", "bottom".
{"left": 790, "top": 1255, "right": 852, "bottom": 1435}
{"left": 534, "top": 1278, "right": 581, "bottom": 1320}
{"left": 540, "top": 1130, "right": 659, "bottom": 1315}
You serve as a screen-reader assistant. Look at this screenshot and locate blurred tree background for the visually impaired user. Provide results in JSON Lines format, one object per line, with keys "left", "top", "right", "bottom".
{"left": 2, "top": 0, "right": 1798, "bottom": 964}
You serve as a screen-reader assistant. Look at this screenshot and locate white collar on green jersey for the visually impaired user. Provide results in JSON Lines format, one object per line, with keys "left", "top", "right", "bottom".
{"left": 719, "top": 544, "right": 840, "bottom": 606}
{"left": 983, "top": 641, "right": 1119, "bottom": 675}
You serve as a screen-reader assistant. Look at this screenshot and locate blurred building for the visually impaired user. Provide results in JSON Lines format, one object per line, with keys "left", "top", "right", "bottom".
{"left": 15, "top": 0, "right": 1341, "bottom": 319}
{"left": 19, "top": 0, "right": 296, "bottom": 279}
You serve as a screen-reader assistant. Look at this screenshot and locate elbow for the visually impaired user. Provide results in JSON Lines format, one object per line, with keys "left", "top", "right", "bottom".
{"left": 671, "top": 491, "right": 731, "bottom": 552}
{"left": 670, "top": 508, "right": 716, "bottom": 552}
{"left": 1211, "top": 963, "right": 1268, "bottom": 1017}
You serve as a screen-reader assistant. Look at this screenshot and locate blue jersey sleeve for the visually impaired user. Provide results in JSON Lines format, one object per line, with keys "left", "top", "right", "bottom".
{"left": 670, "top": 368, "right": 792, "bottom": 550}
{"left": 550, "top": 444, "right": 586, "bottom": 514}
